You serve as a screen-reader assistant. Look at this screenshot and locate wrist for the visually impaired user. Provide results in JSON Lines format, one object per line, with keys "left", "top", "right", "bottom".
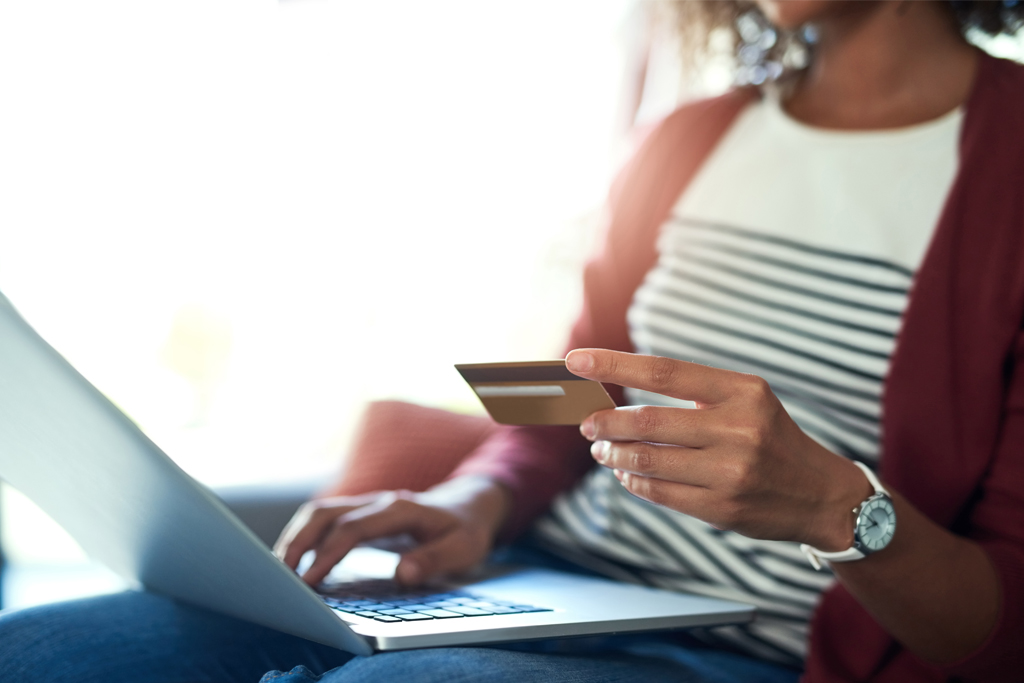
{"left": 424, "top": 475, "right": 512, "bottom": 541}
{"left": 806, "top": 456, "right": 874, "bottom": 551}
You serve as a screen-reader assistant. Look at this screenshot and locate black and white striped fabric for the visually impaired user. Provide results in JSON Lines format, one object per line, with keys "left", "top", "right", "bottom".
{"left": 631, "top": 216, "right": 912, "bottom": 466}
{"left": 533, "top": 216, "right": 915, "bottom": 666}
{"left": 532, "top": 97, "right": 960, "bottom": 665}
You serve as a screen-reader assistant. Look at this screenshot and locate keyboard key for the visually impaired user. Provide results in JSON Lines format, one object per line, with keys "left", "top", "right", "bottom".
{"left": 420, "top": 609, "right": 464, "bottom": 619}
{"left": 373, "top": 615, "right": 402, "bottom": 623}
{"left": 322, "top": 587, "right": 550, "bottom": 618}
{"left": 395, "top": 612, "right": 434, "bottom": 621}
{"left": 447, "top": 606, "right": 493, "bottom": 616}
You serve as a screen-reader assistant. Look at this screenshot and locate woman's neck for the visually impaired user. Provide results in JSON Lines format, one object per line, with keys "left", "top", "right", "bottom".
{"left": 785, "top": 2, "right": 979, "bottom": 129}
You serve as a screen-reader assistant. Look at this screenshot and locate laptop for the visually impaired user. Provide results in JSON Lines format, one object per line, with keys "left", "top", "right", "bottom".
{"left": 0, "top": 291, "right": 754, "bottom": 654}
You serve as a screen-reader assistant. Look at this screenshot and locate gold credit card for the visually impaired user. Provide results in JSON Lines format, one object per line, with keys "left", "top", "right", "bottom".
{"left": 456, "top": 360, "right": 616, "bottom": 425}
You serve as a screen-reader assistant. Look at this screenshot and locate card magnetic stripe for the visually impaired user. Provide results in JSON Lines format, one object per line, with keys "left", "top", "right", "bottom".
{"left": 456, "top": 365, "right": 582, "bottom": 383}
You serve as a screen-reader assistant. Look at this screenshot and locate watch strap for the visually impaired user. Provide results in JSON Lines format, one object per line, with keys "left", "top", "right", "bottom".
{"left": 799, "top": 542, "right": 865, "bottom": 571}
{"left": 852, "top": 460, "right": 889, "bottom": 497}
{"left": 800, "top": 462, "right": 887, "bottom": 570}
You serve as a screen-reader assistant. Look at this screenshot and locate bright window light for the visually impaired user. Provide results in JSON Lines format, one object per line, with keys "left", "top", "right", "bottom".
{"left": 0, "top": 0, "right": 633, "bottom": 488}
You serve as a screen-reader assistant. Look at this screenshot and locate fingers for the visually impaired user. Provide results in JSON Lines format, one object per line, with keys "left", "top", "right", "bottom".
{"left": 273, "top": 492, "right": 380, "bottom": 569}
{"left": 591, "top": 440, "right": 711, "bottom": 487}
{"left": 566, "top": 349, "right": 731, "bottom": 405}
{"left": 614, "top": 470, "right": 721, "bottom": 525}
{"left": 275, "top": 503, "right": 354, "bottom": 570}
{"left": 395, "top": 527, "right": 488, "bottom": 586}
{"left": 300, "top": 497, "right": 455, "bottom": 586}
{"left": 581, "top": 404, "right": 711, "bottom": 446}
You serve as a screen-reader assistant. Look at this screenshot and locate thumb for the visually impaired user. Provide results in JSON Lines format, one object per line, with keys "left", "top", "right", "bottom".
{"left": 396, "top": 530, "right": 485, "bottom": 586}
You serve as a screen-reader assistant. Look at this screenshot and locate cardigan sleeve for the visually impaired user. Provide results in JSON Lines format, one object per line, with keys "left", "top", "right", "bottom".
{"left": 943, "top": 327, "right": 1024, "bottom": 681}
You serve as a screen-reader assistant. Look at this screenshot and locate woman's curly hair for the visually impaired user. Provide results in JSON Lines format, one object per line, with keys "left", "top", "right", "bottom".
{"left": 665, "top": 1, "right": 1024, "bottom": 80}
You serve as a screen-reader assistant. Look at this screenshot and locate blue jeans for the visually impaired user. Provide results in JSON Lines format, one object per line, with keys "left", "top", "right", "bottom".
{"left": 0, "top": 548, "right": 800, "bottom": 683}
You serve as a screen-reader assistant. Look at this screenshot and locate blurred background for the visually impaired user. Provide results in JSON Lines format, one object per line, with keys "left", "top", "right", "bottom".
{"left": 0, "top": 0, "right": 690, "bottom": 611}
{"left": 1, "top": 0, "right": 1021, "bottom": 612}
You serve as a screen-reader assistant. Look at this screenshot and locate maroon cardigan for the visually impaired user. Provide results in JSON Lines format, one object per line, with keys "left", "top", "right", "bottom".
{"left": 452, "top": 53, "right": 1024, "bottom": 682}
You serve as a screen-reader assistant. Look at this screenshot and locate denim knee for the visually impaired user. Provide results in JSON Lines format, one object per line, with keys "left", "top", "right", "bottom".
{"left": 260, "top": 665, "right": 325, "bottom": 683}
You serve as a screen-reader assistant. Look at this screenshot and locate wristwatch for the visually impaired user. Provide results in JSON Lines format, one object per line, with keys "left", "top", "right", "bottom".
{"left": 800, "top": 461, "right": 896, "bottom": 571}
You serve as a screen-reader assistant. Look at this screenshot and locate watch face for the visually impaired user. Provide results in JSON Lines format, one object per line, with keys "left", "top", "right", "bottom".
{"left": 857, "top": 496, "right": 896, "bottom": 552}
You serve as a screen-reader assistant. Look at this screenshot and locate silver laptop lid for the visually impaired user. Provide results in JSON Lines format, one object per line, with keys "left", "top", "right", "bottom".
{"left": 0, "top": 291, "right": 369, "bottom": 655}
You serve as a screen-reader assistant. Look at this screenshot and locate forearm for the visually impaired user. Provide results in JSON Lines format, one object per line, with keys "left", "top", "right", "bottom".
{"left": 568, "top": 348, "right": 1013, "bottom": 673}
{"left": 828, "top": 489, "right": 1000, "bottom": 665}
{"left": 802, "top": 442, "right": 1001, "bottom": 666}
{"left": 802, "top": 444, "right": 1002, "bottom": 665}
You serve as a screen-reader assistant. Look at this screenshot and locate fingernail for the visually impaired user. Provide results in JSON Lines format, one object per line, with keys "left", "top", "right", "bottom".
{"left": 566, "top": 351, "right": 594, "bottom": 373}
{"left": 580, "top": 417, "right": 595, "bottom": 439}
{"left": 397, "top": 559, "right": 421, "bottom": 584}
{"left": 591, "top": 440, "right": 610, "bottom": 463}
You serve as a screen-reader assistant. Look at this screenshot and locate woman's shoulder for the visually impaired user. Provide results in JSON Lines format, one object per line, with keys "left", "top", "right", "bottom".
{"left": 978, "top": 51, "right": 1024, "bottom": 90}
{"left": 639, "top": 88, "right": 756, "bottom": 151}
{"left": 601, "top": 89, "right": 759, "bottom": 270}
{"left": 964, "top": 53, "right": 1024, "bottom": 150}
{"left": 618, "top": 88, "right": 756, "bottom": 194}
{"left": 962, "top": 54, "right": 1024, "bottom": 176}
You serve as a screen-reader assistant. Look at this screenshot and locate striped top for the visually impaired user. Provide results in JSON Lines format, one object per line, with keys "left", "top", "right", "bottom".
{"left": 533, "top": 98, "right": 962, "bottom": 665}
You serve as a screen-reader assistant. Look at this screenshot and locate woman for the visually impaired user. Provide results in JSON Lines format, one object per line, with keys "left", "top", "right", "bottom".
{"left": 3, "top": 2, "right": 1023, "bottom": 681}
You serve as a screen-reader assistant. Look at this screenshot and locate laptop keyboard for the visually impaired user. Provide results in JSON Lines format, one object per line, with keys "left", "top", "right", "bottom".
{"left": 318, "top": 579, "right": 552, "bottom": 623}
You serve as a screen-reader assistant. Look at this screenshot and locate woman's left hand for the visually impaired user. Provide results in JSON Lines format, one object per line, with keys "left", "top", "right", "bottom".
{"left": 567, "top": 348, "right": 872, "bottom": 552}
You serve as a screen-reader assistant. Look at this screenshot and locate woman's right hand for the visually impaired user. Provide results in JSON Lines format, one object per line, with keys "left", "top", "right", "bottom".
{"left": 273, "top": 475, "right": 511, "bottom": 587}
